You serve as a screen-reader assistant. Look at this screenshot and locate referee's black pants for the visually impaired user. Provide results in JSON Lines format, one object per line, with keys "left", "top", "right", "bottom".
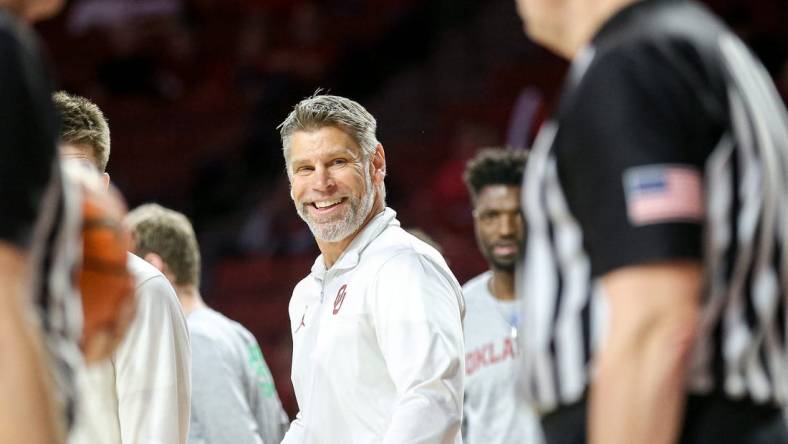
{"left": 541, "top": 395, "right": 788, "bottom": 444}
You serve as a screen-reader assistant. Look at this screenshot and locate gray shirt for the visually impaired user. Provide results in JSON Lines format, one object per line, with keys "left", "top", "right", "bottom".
{"left": 188, "top": 308, "right": 288, "bottom": 444}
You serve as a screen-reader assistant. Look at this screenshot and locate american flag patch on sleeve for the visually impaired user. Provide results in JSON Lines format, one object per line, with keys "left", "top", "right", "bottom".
{"left": 622, "top": 165, "right": 704, "bottom": 226}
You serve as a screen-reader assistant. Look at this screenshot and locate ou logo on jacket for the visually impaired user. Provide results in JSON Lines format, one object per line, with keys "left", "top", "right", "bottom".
{"left": 333, "top": 284, "right": 347, "bottom": 315}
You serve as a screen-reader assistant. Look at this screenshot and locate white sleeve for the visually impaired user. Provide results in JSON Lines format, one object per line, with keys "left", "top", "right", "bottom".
{"left": 372, "top": 252, "right": 464, "bottom": 444}
{"left": 113, "top": 275, "right": 191, "bottom": 444}
{"left": 281, "top": 412, "right": 307, "bottom": 444}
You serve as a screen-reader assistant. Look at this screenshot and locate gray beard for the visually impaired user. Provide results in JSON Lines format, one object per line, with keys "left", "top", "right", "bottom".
{"left": 296, "top": 170, "right": 376, "bottom": 243}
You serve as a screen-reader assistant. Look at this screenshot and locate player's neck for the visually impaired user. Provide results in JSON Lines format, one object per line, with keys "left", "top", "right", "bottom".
{"left": 0, "top": 2, "right": 21, "bottom": 18}
{"left": 175, "top": 285, "right": 206, "bottom": 315}
{"left": 557, "top": 0, "right": 637, "bottom": 58}
{"left": 489, "top": 270, "right": 516, "bottom": 301}
{"left": 0, "top": 0, "right": 37, "bottom": 23}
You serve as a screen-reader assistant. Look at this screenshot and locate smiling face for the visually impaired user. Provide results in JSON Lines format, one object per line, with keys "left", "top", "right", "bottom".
{"left": 288, "top": 126, "right": 380, "bottom": 243}
{"left": 473, "top": 184, "right": 524, "bottom": 272}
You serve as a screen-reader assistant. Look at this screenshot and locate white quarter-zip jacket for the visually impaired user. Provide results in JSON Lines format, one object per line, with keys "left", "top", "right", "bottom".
{"left": 282, "top": 208, "right": 465, "bottom": 444}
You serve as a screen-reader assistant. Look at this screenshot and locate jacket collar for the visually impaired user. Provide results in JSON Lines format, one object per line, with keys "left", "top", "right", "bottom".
{"left": 310, "top": 207, "right": 398, "bottom": 281}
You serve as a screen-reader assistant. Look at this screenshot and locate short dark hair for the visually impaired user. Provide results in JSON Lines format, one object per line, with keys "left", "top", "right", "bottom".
{"left": 463, "top": 148, "right": 528, "bottom": 201}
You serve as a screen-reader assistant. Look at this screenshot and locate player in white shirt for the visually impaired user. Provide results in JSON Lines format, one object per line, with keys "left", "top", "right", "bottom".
{"left": 462, "top": 148, "right": 543, "bottom": 444}
{"left": 278, "top": 93, "right": 465, "bottom": 443}
{"left": 54, "top": 91, "right": 191, "bottom": 444}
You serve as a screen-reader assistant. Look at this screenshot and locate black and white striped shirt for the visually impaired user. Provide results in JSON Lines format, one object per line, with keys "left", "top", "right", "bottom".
{"left": 31, "top": 165, "right": 84, "bottom": 427}
{"left": 519, "top": 0, "right": 788, "bottom": 414}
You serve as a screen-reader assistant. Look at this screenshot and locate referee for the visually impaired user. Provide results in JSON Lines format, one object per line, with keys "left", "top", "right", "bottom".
{"left": 514, "top": 0, "right": 788, "bottom": 443}
{"left": 0, "top": 0, "right": 75, "bottom": 442}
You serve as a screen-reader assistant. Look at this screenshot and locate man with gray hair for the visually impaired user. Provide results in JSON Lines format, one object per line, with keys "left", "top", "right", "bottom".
{"left": 278, "top": 93, "right": 465, "bottom": 443}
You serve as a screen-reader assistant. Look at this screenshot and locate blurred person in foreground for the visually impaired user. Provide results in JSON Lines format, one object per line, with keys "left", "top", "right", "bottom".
{"left": 278, "top": 93, "right": 465, "bottom": 443}
{"left": 125, "top": 203, "right": 289, "bottom": 444}
{"left": 462, "top": 148, "right": 543, "bottom": 444}
{"left": 0, "top": 0, "right": 80, "bottom": 442}
{"left": 53, "top": 91, "right": 191, "bottom": 444}
{"left": 514, "top": 0, "right": 788, "bottom": 443}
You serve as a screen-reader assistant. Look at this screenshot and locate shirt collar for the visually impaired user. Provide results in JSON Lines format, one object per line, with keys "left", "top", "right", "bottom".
{"left": 591, "top": 0, "right": 668, "bottom": 48}
{"left": 556, "top": 0, "right": 667, "bottom": 119}
{"left": 310, "top": 207, "right": 399, "bottom": 280}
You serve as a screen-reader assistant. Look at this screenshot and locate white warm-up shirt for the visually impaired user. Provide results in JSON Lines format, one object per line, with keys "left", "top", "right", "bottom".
{"left": 462, "top": 272, "right": 543, "bottom": 444}
{"left": 69, "top": 253, "right": 191, "bottom": 444}
{"left": 282, "top": 208, "right": 465, "bottom": 444}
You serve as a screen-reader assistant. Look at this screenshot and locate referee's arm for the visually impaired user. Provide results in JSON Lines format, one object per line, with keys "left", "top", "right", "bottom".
{"left": 0, "top": 28, "right": 65, "bottom": 444}
{"left": 0, "top": 242, "right": 66, "bottom": 444}
{"left": 590, "top": 261, "right": 701, "bottom": 444}
{"left": 553, "top": 35, "right": 716, "bottom": 444}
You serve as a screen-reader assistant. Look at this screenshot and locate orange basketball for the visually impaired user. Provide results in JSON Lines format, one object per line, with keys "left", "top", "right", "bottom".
{"left": 79, "top": 183, "right": 135, "bottom": 361}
